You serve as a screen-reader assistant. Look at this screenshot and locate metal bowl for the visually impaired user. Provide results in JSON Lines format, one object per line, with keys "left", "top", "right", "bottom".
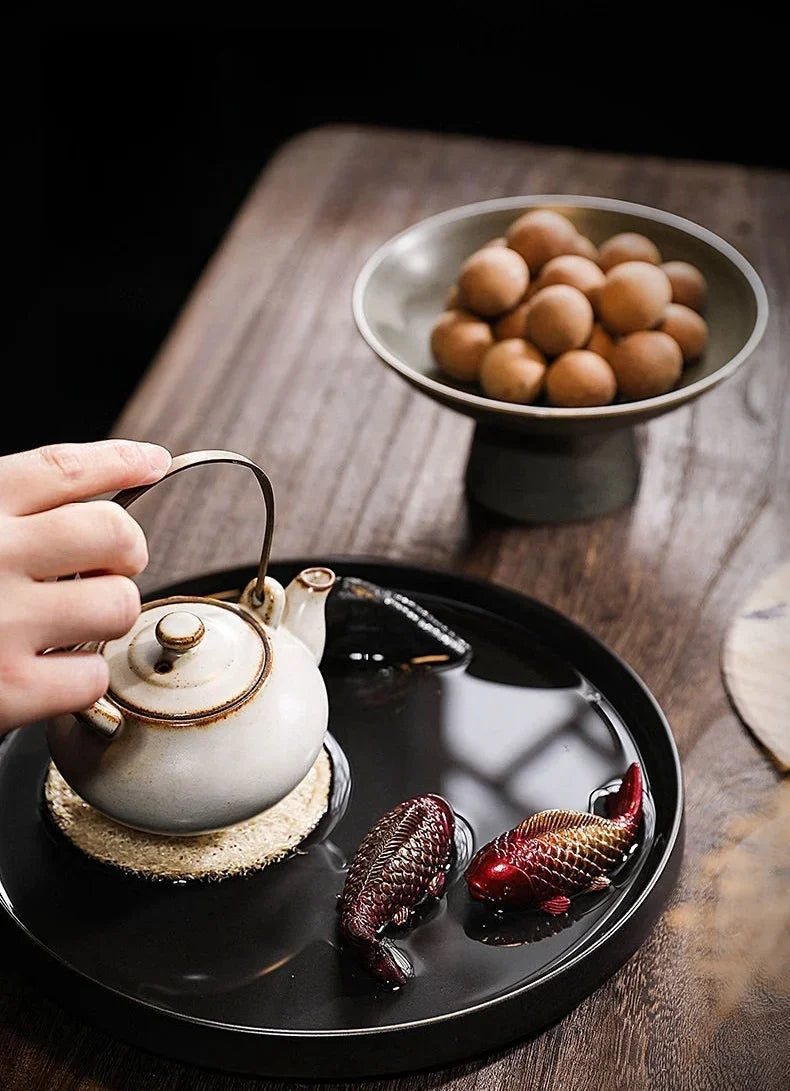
{"left": 353, "top": 196, "right": 768, "bottom": 521}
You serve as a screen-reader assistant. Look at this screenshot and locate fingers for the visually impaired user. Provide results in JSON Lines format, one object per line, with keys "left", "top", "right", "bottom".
{"left": 8, "top": 501, "right": 149, "bottom": 580}
{"left": 0, "top": 569, "right": 140, "bottom": 733}
{"left": 29, "top": 575, "right": 141, "bottom": 652}
{"left": 0, "top": 651, "right": 109, "bottom": 733}
{"left": 0, "top": 439, "right": 172, "bottom": 516}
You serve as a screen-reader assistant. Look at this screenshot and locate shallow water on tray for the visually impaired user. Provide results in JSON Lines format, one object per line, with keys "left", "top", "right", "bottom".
{"left": 0, "top": 590, "right": 657, "bottom": 1031}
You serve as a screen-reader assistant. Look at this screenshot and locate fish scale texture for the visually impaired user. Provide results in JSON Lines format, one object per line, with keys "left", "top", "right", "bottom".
{"left": 496, "top": 820, "right": 633, "bottom": 896}
{"left": 466, "top": 763, "right": 643, "bottom": 910}
{"left": 340, "top": 795, "right": 455, "bottom": 939}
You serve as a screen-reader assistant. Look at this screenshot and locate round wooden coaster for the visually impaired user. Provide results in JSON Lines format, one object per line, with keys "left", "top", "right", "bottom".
{"left": 722, "top": 561, "right": 790, "bottom": 771}
{"left": 45, "top": 748, "right": 332, "bottom": 881}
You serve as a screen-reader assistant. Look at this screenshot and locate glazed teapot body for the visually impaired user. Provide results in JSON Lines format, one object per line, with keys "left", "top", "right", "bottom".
{"left": 46, "top": 451, "right": 336, "bottom": 835}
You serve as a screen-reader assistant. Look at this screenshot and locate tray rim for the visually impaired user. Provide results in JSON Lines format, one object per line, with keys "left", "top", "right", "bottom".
{"left": 0, "top": 557, "right": 684, "bottom": 1061}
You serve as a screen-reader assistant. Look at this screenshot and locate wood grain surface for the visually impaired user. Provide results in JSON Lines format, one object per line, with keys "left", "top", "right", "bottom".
{"left": 2, "top": 126, "right": 788, "bottom": 1090}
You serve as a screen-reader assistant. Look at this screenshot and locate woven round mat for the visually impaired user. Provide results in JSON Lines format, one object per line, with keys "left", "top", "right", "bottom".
{"left": 722, "top": 560, "right": 790, "bottom": 771}
{"left": 44, "top": 748, "right": 332, "bottom": 881}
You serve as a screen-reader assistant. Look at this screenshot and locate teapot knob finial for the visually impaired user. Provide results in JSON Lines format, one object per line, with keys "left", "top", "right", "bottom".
{"left": 155, "top": 611, "right": 206, "bottom": 655}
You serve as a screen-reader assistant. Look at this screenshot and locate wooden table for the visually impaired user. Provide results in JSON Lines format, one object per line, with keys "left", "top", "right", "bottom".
{"left": 2, "top": 126, "right": 788, "bottom": 1090}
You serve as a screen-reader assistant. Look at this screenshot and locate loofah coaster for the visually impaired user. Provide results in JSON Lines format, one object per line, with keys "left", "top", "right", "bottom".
{"left": 44, "top": 748, "right": 332, "bottom": 882}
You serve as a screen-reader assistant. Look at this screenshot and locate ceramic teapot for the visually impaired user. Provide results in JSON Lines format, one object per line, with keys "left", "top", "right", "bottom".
{"left": 47, "top": 450, "right": 336, "bottom": 836}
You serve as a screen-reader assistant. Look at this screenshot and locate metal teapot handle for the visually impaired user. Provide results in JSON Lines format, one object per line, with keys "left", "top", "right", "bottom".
{"left": 112, "top": 449, "right": 275, "bottom": 603}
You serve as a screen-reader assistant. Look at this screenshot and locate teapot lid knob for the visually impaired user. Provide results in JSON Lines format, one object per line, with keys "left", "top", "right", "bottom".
{"left": 155, "top": 611, "right": 206, "bottom": 655}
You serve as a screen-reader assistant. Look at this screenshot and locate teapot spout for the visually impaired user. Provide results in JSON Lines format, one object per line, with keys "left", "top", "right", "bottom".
{"left": 282, "top": 567, "right": 336, "bottom": 663}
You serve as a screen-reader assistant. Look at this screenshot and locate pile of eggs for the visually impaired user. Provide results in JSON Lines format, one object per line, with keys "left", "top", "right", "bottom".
{"left": 430, "top": 209, "right": 709, "bottom": 407}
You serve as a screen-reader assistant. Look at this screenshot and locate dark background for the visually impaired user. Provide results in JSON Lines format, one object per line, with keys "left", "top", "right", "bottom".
{"left": 8, "top": 20, "right": 782, "bottom": 457}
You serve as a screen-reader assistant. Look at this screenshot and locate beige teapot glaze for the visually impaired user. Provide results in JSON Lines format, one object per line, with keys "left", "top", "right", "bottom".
{"left": 47, "top": 451, "right": 336, "bottom": 836}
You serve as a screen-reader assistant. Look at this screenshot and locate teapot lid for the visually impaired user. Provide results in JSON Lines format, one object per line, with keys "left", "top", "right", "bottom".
{"left": 101, "top": 596, "right": 270, "bottom": 721}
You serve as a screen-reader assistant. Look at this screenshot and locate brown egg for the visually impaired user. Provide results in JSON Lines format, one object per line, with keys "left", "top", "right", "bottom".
{"left": 534, "top": 254, "right": 605, "bottom": 301}
{"left": 545, "top": 350, "right": 617, "bottom": 407}
{"left": 609, "top": 330, "right": 683, "bottom": 399}
{"left": 482, "top": 236, "right": 508, "bottom": 248}
{"left": 493, "top": 299, "right": 532, "bottom": 340}
{"left": 445, "top": 283, "right": 461, "bottom": 308}
{"left": 598, "top": 262, "right": 672, "bottom": 334}
{"left": 661, "top": 261, "right": 708, "bottom": 312}
{"left": 506, "top": 210, "right": 578, "bottom": 273}
{"left": 430, "top": 310, "right": 493, "bottom": 381}
{"left": 458, "top": 247, "right": 529, "bottom": 317}
{"left": 587, "top": 282, "right": 604, "bottom": 316}
{"left": 526, "top": 284, "right": 594, "bottom": 357}
{"left": 587, "top": 322, "right": 617, "bottom": 361}
{"left": 480, "top": 339, "right": 547, "bottom": 403}
{"left": 598, "top": 232, "right": 662, "bottom": 271}
{"left": 570, "top": 235, "right": 600, "bottom": 262}
{"left": 432, "top": 308, "right": 478, "bottom": 329}
{"left": 658, "top": 303, "right": 709, "bottom": 363}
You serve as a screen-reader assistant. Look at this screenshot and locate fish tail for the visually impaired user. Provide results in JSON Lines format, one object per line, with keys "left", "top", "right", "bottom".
{"left": 607, "top": 762, "right": 643, "bottom": 830}
{"left": 342, "top": 916, "right": 413, "bottom": 986}
{"left": 367, "top": 938, "right": 414, "bottom": 986}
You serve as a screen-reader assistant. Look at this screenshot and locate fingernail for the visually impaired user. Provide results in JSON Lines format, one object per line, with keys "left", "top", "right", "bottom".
{"left": 140, "top": 443, "right": 172, "bottom": 476}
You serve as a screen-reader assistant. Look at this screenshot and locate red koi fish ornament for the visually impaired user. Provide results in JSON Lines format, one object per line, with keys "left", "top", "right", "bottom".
{"left": 465, "top": 763, "right": 643, "bottom": 915}
{"left": 339, "top": 794, "right": 455, "bottom": 985}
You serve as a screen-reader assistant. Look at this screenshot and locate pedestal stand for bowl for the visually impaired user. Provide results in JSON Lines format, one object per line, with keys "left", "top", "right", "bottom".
{"left": 466, "top": 423, "right": 641, "bottom": 522}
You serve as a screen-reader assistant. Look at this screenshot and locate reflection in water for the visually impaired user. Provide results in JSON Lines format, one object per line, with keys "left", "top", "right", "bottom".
{"left": 323, "top": 577, "right": 472, "bottom": 710}
{"left": 137, "top": 840, "right": 348, "bottom": 1000}
{"left": 298, "top": 735, "right": 352, "bottom": 851}
{"left": 440, "top": 671, "right": 633, "bottom": 818}
{"left": 451, "top": 811, "right": 475, "bottom": 878}
{"left": 325, "top": 577, "right": 472, "bottom": 674}
{"left": 441, "top": 673, "right": 586, "bottom": 780}
{"left": 464, "top": 902, "right": 581, "bottom": 947}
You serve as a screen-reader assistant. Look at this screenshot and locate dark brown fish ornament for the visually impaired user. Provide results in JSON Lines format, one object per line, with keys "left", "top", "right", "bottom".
{"left": 465, "top": 763, "right": 643, "bottom": 915}
{"left": 339, "top": 794, "right": 455, "bottom": 985}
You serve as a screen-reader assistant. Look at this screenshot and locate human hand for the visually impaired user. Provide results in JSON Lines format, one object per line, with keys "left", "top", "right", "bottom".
{"left": 0, "top": 439, "right": 172, "bottom": 733}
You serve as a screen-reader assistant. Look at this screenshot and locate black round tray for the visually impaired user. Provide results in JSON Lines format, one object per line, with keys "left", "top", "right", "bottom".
{"left": 0, "top": 560, "right": 684, "bottom": 1079}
